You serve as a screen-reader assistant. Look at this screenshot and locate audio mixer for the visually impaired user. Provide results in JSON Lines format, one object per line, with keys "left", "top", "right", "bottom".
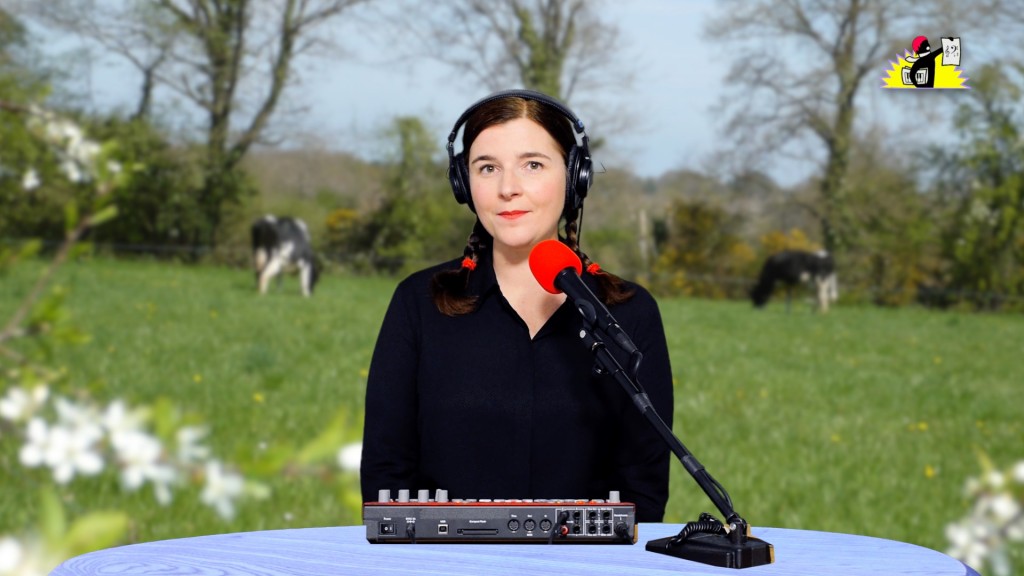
{"left": 364, "top": 490, "right": 636, "bottom": 544}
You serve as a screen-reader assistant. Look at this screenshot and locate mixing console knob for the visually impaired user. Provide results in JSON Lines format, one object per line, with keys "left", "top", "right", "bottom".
{"left": 377, "top": 489, "right": 391, "bottom": 503}
{"left": 608, "top": 490, "right": 621, "bottom": 503}
{"left": 417, "top": 489, "right": 430, "bottom": 502}
{"left": 436, "top": 489, "right": 449, "bottom": 503}
{"left": 397, "top": 489, "right": 410, "bottom": 502}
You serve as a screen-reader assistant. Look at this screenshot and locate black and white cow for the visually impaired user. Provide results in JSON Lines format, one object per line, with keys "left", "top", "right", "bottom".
{"left": 750, "top": 250, "right": 838, "bottom": 313}
{"left": 250, "top": 215, "right": 319, "bottom": 297}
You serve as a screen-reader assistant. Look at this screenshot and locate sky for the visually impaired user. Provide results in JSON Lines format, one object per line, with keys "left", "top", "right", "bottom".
{"left": 37, "top": 0, "right": 982, "bottom": 188}
{"left": 293, "top": 0, "right": 730, "bottom": 181}
{"left": 44, "top": 1, "right": 751, "bottom": 181}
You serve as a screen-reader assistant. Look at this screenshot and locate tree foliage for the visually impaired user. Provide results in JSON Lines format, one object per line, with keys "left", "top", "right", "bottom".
{"left": 651, "top": 198, "right": 755, "bottom": 299}
{"left": 0, "top": 9, "right": 57, "bottom": 238}
{"left": 931, "top": 64, "right": 1024, "bottom": 309}
{"left": 85, "top": 118, "right": 211, "bottom": 254}
{"left": 840, "top": 133, "right": 937, "bottom": 306}
{"left": 332, "top": 116, "right": 474, "bottom": 273}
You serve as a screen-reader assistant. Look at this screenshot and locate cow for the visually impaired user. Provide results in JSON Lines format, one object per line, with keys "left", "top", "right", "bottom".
{"left": 750, "top": 250, "right": 838, "bottom": 313}
{"left": 250, "top": 215, "right": 320, "bottom": 297}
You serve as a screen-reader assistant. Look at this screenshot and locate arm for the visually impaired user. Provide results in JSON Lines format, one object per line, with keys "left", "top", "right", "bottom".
{"left": 360, "top": 281, "right": 421, "bottom": 502}
{"left": 613, "top": 288, "right": 674, "bottom": 522}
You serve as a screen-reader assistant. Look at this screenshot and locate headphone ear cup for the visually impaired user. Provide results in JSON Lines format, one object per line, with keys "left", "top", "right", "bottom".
{"left": 564, "top": 146, "right": 593, "bottom": 215}
{"left": 449, "top": 152, "right": 475, "bottom": 211}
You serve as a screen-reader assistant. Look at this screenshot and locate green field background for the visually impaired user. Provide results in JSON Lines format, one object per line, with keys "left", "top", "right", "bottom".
{"left": 2, "top": 258, "right": 1021, "bottom": 557}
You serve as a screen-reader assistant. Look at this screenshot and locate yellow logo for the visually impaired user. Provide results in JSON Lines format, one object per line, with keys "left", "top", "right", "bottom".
{"left": 882, "top": 36, "right": 968, "bottom": 89}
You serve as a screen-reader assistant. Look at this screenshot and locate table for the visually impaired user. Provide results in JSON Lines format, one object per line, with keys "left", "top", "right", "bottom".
{"left": 50, "top": 524, "right": 981, "bottom": 575}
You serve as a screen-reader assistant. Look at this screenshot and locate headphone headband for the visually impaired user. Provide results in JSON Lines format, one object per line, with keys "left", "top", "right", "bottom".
{"left": 446, "top": 89, "right": 589, "bottom": 153}
{"left": 446, "top": 89, "right": 593, "bottom": 215}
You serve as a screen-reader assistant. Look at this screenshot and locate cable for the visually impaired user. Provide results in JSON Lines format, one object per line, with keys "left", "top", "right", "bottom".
{"left": 628, "top": 349, "right": 643, "bottom": 382}
{"left": 668, "top": 512, "right": 725, "bottom": 546}
{"left": 547, "top": 510, "right": 570, "bottom": 544}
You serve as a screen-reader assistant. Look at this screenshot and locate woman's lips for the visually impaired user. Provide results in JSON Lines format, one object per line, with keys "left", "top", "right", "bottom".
{"left": 498, "top": 210, "right": 528, "bottom": 220}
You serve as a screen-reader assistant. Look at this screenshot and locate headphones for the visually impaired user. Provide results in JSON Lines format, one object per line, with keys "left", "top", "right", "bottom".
{"left": 446, "top": 89, "right": 593, "bottom": 216}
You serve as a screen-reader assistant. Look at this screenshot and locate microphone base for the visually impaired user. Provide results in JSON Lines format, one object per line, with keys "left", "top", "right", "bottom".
{"left": 645, "top": 532, "right": 774, "bottom": 569}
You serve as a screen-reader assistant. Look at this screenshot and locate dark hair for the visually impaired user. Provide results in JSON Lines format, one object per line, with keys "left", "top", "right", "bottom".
{"left": 431, "top": 95, "right": 633, "bottom": 316}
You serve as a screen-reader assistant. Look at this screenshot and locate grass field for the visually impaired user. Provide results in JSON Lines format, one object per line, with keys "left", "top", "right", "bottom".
{"left": 1, "top": 257, "right": 1022, "bottom": 559}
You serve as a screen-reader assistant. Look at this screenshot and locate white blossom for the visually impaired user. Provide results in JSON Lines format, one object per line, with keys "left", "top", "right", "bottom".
{"left": 0, "top": 537, "right": 23, "bottom": 573}
{"left": 946, "top": 520, "right": 991, "bottom": 572}
{"left": 18, "top": 418, "right": 51, "bottom": 468}
{"left": 9, "top": 384, "right": 256, "bottom": 528}
{"left": 113, "top": 430, "right": 169, "bottom": 489}
{"left": 101, "top": 401, "right": 179, "bottom": 504}
{"left": 987, "top": 493, "right": 1021, "bottom": 523}
{"left": 984, "top": 470, "right": 1006, "bottom": 490}
{"left": 43, "top": 117, "right": 82, "bottom": 146}
{"left": 176, "top": 426, "right": 210, "bottom": 465}
{"left": 18, "top": 398, "right": 109, "bottom": 483}
{"left": 23, "top": 107, "right": 105, "bottom": 186}
{"left": 200, "top": 460, "right": 245, "bottom": 520}
{"left": 53, "top": 398, "right": 102, "bottom": 437}
{"left": 964, "top": 476, "right": 982, "bottom": 496}
{"left": 20, "top": 169, "right": 40, "bottom": 192}
{"left": 337, "top": 441, "right": 362, "bottom": 473}
{"left": 1007, "top": 520, "right": 1024, "bottom": 543}
{"left": 18, "top": 405, "right": 105, "bottom": 485}
{"left": 58, "top": 159, "right": 83, "bottom": 183}
{"left": 0, "top": 386, "right": 49, "bottom": 423}
{"left": 946, "top": 459, "right": 1024, "bottom": 574}
{"left": 102, "top": 400, "right": 149, "bottom": 448}
{"left": 0, "top": 535, "right": 57, "bottom": 576}
{"left": 67, "top": 138, "right": 100, "bottom": 168}
{"left": 1012, "top": 461, "right": 1024, "bottom": 484}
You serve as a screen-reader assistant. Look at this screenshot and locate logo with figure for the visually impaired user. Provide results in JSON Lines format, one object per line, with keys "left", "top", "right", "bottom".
{"left": 881, "top": 35, "right": 969, "bottom": 89}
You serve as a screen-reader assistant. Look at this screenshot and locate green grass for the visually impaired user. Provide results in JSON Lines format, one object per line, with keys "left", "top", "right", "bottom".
{"left": 1, "top": 257, "right": 1021, "bottom": 556}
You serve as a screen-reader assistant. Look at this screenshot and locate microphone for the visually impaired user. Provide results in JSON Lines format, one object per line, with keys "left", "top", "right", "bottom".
{"left": 528, "top": 240, "right": 639, "bottom": 358}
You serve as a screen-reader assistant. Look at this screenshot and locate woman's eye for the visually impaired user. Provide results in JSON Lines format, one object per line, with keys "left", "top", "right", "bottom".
{"left": 526, "top": 161, "right": 543, "bottom": 171}
{"left": 478, "top": 164, "right": 495, "bottom": 174}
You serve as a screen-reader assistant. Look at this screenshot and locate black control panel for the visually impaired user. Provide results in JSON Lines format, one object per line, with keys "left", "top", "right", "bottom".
{"left": 364, "top": 490, "right": 636, "bottom": 544}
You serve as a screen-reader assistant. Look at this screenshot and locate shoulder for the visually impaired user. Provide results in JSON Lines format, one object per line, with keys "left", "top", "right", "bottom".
{"left": 602, "top": 276, "right": 659, "bottom": 310}
{"left": 393, "top": 258, "right": 462, "bottom": 294}
{"left": 623, "top": 279, "right": 657, "bottom": 305}
{"left": 380, "top": 260, "right": 462, "bottom": 319}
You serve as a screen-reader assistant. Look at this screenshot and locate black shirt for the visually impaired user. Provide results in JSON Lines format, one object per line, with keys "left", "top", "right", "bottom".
{"left": 360, "top": 250, "right": 674, "bottom": 522}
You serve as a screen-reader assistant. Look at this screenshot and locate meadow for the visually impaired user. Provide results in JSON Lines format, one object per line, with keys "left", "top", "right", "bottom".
{"left": 1, "top": 257, "right": 1021, "bottom": 558}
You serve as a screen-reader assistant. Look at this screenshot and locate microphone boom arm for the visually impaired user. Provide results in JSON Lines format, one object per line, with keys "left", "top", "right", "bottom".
{"left": 575, "top": 324, "right": 774, "bottom": 568}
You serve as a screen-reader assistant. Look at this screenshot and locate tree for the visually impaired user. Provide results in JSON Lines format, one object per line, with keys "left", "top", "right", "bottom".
{"left": 345, "top": 116, "right": 474, "bottom": 273}
{"left": 0, "top": 9, "right": 72, "bottom": 240}
{"left": 18, "top": 1, "right": 179, "bottom": 121}
{"left": 703, "top": 0, "right": 1003, "bottom": 254}
{"left": 930, "top": 64, "right": 1024, "bottom": 309}
{"left": 388, "top": 0, "right": 627, "bottom": 103}
{"left": 23, "top": 0, "right": 371, "bottom": 249}
{"left": 650, "top": 198, "right": 755, "bottom": 299}
{"left": 705, "top": 0, "right": 919, "bottom": 253}
{"left": 841, "top": 131, "right": 937, "bottom": 306}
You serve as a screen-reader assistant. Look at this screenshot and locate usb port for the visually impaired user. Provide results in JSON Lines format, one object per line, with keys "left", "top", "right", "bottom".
{"left": 438, "top": 524, "right": 449, "bottom": 534}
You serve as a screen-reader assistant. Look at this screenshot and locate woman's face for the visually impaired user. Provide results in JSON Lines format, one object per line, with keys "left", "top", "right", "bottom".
{"left": 468, "top": 117, "right": 567, "bottom": 256}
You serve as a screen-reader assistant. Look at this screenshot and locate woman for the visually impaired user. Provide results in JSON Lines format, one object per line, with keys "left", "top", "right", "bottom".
{"left": 360, "top": 90, "right": 674, "bottom": 522}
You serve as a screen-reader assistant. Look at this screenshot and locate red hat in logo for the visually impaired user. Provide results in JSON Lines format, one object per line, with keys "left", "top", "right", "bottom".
{"left": 912, "top": 36, "right": 928, "bottom": 53}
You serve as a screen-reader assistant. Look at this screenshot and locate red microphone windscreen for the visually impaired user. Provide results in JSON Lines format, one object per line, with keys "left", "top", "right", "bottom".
{"left": 529, "top": 239, "right": 582, "bottom": 294}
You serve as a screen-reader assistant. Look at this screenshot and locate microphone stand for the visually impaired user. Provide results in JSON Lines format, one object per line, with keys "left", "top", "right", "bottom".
{"left": 575, "top": 308, "right": 774, "bottom": 569}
